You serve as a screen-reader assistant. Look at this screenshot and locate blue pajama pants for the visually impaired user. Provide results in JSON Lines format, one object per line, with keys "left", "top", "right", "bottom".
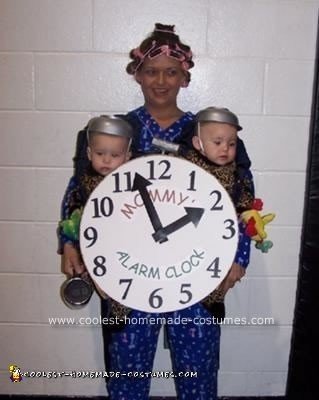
{"left": 104, "top": 303, "right": 220, "bottom": 400}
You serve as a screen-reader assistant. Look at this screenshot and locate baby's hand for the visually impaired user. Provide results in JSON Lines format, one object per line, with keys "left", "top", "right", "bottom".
{"left": 62, "top": 243, "right": 86, "bottom": 277}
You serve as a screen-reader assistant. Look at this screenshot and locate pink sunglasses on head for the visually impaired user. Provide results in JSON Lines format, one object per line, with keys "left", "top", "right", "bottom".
{"left": 133, "top": 41, "right": 192, "bottom": 72}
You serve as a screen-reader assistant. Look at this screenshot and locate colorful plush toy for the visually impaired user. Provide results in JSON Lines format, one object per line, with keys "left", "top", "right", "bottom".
{"left": 241, "top": 199, "right": 275, "bottom": 253}
{"left": 59, "top": 208, "right": 82, "bottom": 242}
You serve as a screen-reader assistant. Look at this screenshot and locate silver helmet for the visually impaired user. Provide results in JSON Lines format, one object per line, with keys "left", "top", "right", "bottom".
{"left": 87, "top": 115, "right": 134, "bottom": 138}
{"left": 196, "top": 107, "right": 242, "bottom": 131}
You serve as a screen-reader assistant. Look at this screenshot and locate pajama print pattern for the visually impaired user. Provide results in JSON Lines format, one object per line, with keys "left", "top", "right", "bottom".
{"left": 107, "top": 305, "right": 220, "bottom": 400}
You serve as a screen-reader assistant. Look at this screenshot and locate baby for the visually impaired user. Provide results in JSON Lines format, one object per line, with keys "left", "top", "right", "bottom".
{"left": 59, "top": 115, "right": 133, "bottom": 278}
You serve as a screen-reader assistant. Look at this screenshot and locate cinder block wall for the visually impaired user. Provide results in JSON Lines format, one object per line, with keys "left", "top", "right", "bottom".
{"left": 0, "top": 0, "right": 318, "bottom": 396}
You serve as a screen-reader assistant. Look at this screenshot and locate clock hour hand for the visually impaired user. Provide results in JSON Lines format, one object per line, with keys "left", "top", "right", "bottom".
{"left": 152, "top": 207, "right": 205, "bottom": 242}
{"left": 132, "top": 173, "right": 168, "bottom": 243}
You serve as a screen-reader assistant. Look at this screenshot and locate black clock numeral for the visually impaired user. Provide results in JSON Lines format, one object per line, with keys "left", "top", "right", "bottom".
{"left": 83, "top": 227, "right": 98, "bottom": 247}
{"left": 119, "top": 279, "right": 132, "bottom": 300}
{"left": 91, "top": 197, "right": 114, "bottom": 218}
{"left": 148, "top": 285, "right": 193, "bottom": 309}
{"left": 223, "top": 219, "right": 236, "bottom": 239}
{"left": 112, "top": 171, "right": 133, "bottom": 193}
{"left": 207, "top": 257, "right": 221, "bottom": 278}
{"left": 179, "top": 284, "right": 192, "bottom": 304}
{"left": 210, "top": 190, "right": 223, "bottom": 211}
{"left": 149, "top": 288, "right": 163, "bottom": 309}
{"left": 93, "top": 256, "right": 107, "bottom": 276}
{"left": 187, "top": 170, "right": 196, "bottom": 191}
{"left": 147, "top": 159, "right": 171, "bottom": 180}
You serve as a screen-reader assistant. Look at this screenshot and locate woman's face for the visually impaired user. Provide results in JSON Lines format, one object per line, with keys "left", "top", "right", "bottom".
{"left": 136, "top": 54, "right": 187, "bottom": 109}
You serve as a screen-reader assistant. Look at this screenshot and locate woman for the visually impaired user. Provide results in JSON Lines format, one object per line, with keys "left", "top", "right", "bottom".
{"left": 60, "top": 23, "right": 252, "bottom": 400}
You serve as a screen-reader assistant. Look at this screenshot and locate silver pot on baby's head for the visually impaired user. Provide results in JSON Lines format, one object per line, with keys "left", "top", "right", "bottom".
{"left": 60, "top": 275, "right": 93, "bottom": 309}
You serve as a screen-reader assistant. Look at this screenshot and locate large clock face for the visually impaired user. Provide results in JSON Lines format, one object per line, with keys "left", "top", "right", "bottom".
{"left": 80, "top": 155, "right": 238, "bottom": 313}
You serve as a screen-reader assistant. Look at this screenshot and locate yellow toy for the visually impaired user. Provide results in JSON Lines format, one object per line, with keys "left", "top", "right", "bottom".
{"left": 241, "top": 199, "right": 275, "bottom": 253}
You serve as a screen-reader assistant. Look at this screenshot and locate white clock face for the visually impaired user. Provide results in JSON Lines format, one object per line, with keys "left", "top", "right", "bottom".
{"left": 80, "top": 155, "right": 238, "bottom": 313}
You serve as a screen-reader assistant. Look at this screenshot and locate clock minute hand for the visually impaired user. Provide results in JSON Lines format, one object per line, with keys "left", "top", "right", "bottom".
{"left": 132, "top": 173, "right": 168, "bottom": 243}
{"left": 152, "top": 207, "right": 205, "bottom": 242}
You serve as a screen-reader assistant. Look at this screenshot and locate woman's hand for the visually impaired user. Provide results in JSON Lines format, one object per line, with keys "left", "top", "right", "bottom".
{"left": 219, "top": 262, "right": 246, "bottom": 297}
{"left": 62, "top": 243, "right": 86, "bottom": 277}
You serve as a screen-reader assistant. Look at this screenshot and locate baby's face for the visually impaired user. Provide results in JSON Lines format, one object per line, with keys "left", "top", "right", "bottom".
{"left": 87, "top": 134, "right": 130, "bottom": 176}
{"left": 193, "top": 122, "right": 238, "bottom": 166}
